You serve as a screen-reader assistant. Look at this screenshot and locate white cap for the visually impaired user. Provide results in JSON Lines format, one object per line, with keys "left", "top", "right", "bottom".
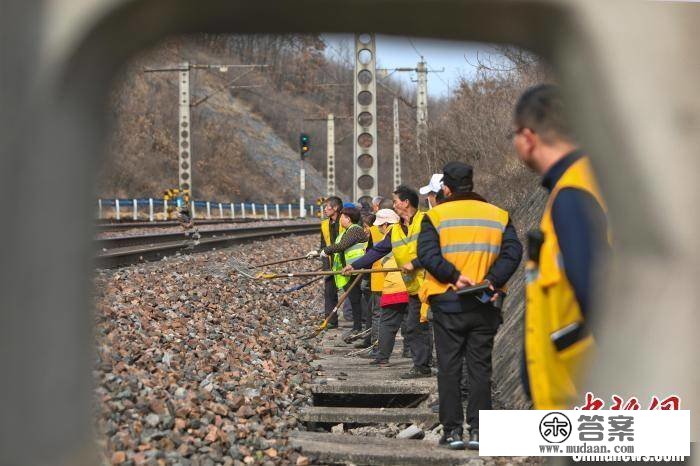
{"left": 373, "top": 208, "right": 400, "bottom": 226}
{"left": 419, "top": 173, "right": 444, "bottom": 195}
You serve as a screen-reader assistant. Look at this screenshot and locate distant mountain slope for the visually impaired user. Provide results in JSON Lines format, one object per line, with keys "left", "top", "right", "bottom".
{"left": 99, "top": 38, "right": 338, "bottom": 203}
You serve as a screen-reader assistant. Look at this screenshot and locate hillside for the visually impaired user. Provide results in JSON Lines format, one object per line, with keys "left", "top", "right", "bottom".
{"left": 100, "top": 37, "right": 335, "bottom": 202}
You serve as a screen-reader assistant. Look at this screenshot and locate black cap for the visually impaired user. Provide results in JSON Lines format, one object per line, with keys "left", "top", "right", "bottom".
{"left": 442, "top": 161, "right": 474, "bottom": 192}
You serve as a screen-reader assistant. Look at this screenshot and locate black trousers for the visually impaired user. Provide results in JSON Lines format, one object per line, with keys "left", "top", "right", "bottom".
{"left": 405, "top": 295, "right": 433, "bottom": 371}
{"left": 347, "top": 284, "right": 364, "bottom": 331}
{"left": 323, "top": 276, "right": 338, "bottom": 326}
{"left": 432, "top": 296, "right": 500, "bottom": 432}
{"left": 361, "top": 277, "right": 373, "bottom": 339}
{"left": 377, "top": 296, "right": 432, "bottom": 370}
{"left": 377, "top": 305, "right": 405, "bottom": 361}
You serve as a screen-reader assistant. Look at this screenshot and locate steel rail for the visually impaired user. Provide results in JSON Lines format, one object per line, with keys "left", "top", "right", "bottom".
{"left": 95, "top": 223, "right": 319, "bottom": 268}
{"left": 94, "top": 217, "right": 272, "bottom": 231}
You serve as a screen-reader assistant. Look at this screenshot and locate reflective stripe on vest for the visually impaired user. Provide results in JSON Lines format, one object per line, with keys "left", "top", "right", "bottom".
{"left": 419, "top": 200, "right": 508, "bottom": 303}
{"left": 332, "top": 224, "right": 367, "bottom": 289}
{"left": 525, "top": 156, "right": 607, "bottom": 409}
{"left": 391, "top": 211, "right": 426, "bottom": 295}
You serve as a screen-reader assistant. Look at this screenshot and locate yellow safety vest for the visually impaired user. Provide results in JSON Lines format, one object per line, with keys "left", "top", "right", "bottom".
{"left": 321, "top": 218, "right": 345, "bottom": 267}
{"left": 525, "top": 156, "right": 607, "bottom": 410}
{"left": 390, "top": 211, "right": 426, "bottom": 295}
{"left": 420, "top": 200, "right": 509, "bottom": 302}
{"left": 332, "top": 224, "right": 368, "bottom": 289}
{"left": 379, "top": 253, "right": 409, "bottom": 305}
{"left": 369, "top": 225, "right": 387, "bottom": 292}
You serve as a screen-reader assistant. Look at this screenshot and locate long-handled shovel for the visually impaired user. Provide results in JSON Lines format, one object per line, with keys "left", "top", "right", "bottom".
{"left": 256, "top": 267, "right": 401, "bottom": 280}
{"left": 302, "top": 273, "right": 364, "bottom": 340}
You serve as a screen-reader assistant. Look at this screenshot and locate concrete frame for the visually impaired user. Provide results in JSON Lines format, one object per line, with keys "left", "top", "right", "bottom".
{"left": 1, "top": 0, "right": 698, "bottom": 464}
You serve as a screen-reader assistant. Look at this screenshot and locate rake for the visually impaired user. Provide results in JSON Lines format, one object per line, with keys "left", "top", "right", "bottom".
{"left": 275, "top": 275, "right": 325, "bottom": 293}
{"left": 346, "top": 341, "right": 377, "bottom": 358}
{"left": 229, "top": 254, "right": 313, "bottom": 279}
{"left": 302, "top": 273, "right": 364, "bottom": 340}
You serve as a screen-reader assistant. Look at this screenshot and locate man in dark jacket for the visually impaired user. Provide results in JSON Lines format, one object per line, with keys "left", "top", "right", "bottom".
{"left": 418, "top": 162, "right": 522, "bottom": 451}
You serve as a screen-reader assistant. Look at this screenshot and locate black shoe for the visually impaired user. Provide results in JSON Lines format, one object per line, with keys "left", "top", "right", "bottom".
{"left": 369, "top": 359, "right": 389, "bottom": 366}
{"left": 353, "top": 339, "right": 371, "bottom": 349}
{"left": 400, "top": 367, "right": 431, "bottom": 379}
{"left": 439, "top": 428, "right": 465, "bottom": 450}
{"left": 467, "top": 429, "right": 479, "bottom": 450}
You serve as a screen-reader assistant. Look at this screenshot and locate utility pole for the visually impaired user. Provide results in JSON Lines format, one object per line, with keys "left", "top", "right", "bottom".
{"left": 378, "top": 60, "right": 443, "bottom": 161}
{"left": 353, "top": 33, "right": 379, "bottom": 204}
{"left": 415, "top": 59, "right": 429, "bottom": 159}
{"left": 327, "top": 114, "right": 335, "bottom": 196}
{"left": 303, "top": 115, "right": 352, "bottom": 198}
{"left": 393, "top": 98, "right": 401, "bottom": 189}
{"left": 144, "top": 62, "right": 266, "bottom": 197}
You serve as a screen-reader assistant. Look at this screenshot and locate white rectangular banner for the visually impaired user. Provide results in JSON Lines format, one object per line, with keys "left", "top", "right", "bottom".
{"left": 479, "top": 410, "right": 690, "bottom": 458}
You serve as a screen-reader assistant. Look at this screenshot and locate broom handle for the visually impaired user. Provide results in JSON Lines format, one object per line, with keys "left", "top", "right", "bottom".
{"left": 334, "top": 273, "right": 363, "bottom": 309}
{"left": 259, "top": 267, "right": 402, "bottom": 279}
{"left": 251, "top": 254, "right": 309, "bottom": 269}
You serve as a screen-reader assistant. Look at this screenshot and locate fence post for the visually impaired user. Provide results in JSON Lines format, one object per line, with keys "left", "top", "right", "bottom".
{"left": 191, "top": 201, "right": 196, "bottom": 219}
{"left": 115, "top": 199, "right": 120, "bottom": 221}
{"left": 98, "top": 199, "right": 103, "bottom": 220}
{"left": 241, "top": 202, "right": 246, "bottom": 219}
{"left": 252, "top": 203, "right": 256, "bottom": 217}
{"left": 163, "top": 199, "right": 168, "bottom": 219}
{"left": 206, "top": 201, "right": 211, "bottom": 219}
{"left": 230, "top": 203, "right": 235, "bottom": 219}
{"left": 288, "top": 203, "right": 292, "bottom": 218}
{"left": 264, "top": 204, "right": 268, "bottom": 220}
{"left": 218, "top": 203, "right": 223, "bottom": 219}
{"left": 148, "top": 198, "right": 154, "bottom": 222}
{"left": 275, "top": 204, "right": 280, "bottom": 219}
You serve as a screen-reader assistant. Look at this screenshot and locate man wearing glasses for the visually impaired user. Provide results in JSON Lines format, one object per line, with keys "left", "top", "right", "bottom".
{"left": 511, "top": 84, "right": 610, "bottom": 410}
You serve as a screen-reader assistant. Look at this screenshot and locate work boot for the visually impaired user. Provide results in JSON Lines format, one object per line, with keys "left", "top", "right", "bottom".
{"left": 369, "top": 359, "right": 389, "bottom": 366}
{"left": 467, "top": 429, "right": 479, "bottom": 450}
{"left": 400, "top": 367, "right": 431, "bottom": 379}
{"left": 353, "top": 339, "right": 371, "bottom": 349}
{"left": 439, "top": 428, "right": 466, "bottom": 450}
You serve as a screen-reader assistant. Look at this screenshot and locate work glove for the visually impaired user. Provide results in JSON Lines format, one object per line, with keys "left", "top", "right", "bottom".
{"left": 319, "top": 250, "right": 328, "bottom": 258}
{"left": 306, "top": 250, "right": 319, "bottom": 258}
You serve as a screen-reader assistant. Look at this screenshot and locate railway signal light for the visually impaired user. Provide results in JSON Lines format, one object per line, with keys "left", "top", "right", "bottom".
{"left": 300, "top": 133, "right": 310, "bottom": 156}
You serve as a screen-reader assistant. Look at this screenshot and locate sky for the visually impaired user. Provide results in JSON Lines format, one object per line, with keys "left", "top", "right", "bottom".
{"left": 322, "top": 34, "right": 507, "bottom": 98}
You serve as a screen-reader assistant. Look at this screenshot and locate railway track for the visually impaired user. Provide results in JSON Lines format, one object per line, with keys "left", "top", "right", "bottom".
{"left": 95, "top": 217, "right": 276, "bottom": 232}
{"left": 95, "top": 222, "right": 318, "bottom": 268}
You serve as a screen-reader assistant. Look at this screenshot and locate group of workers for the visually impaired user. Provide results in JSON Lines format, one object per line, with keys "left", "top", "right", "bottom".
{"left": 306, "top": 84, "right": 610, "bottom": 451}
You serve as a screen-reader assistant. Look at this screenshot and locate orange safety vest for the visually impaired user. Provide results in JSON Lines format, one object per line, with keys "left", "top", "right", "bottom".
{"left": 525, "top": 156, "right": 608, "bottom": 409}
{"left": 420, "top": 199, "right": 509, "bottom": 303}
{"left": 369, "top": 225, "right": 387, "bottom": 292}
